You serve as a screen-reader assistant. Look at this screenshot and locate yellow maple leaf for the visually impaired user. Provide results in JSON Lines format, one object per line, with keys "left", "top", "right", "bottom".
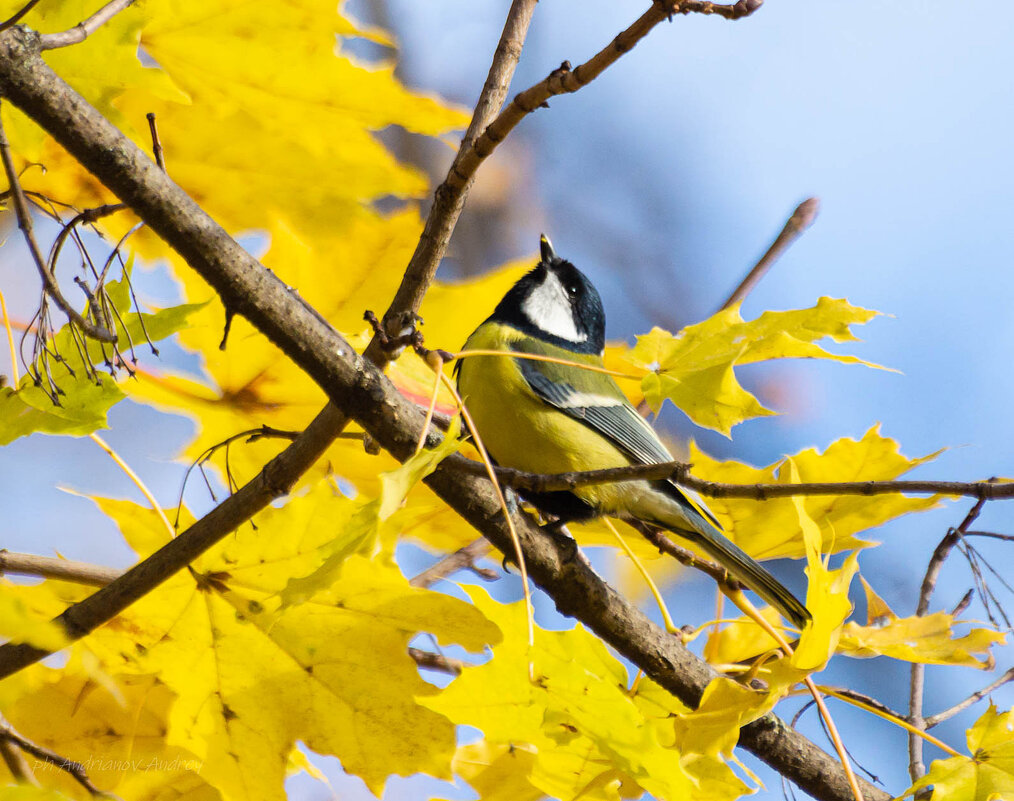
{"left": 426, "top": 590, "right": 752, "bottom": 801}
{"left": 839, "top": 578, "right": 1004, "bottom": 667}
{"left": 623, "top": 298, "right": 883, "bottom": 435}
{"left": 671, "top": 676, "right": 772, "bottom": 759}
{"left": 450, "top": 736, "right": 643, "bottom": 801}
{"left": 900, "top": 704, "right": 1014, "bottom": 801}
{"left": 78, "top": 491, "right": 499, "bottom": 800}
{"left": 689, "top": 425, "right": 940, "bottom": 560}
{"left": 119, "top": 0, "right": 466, "bottom": 245}
{"left": 449, "top": 740, "right": 545, "bottom": 801}
{"left": 0, "top": 672, "right": 214, "bottom": 800}
{"left": 279, "top": 418, "right": 463, "bottom": 604}
{"left": 703, "top": 606, "right": 784, "bottom": 666}
{"left": 0, "top": 582, "right": 70, "bottom": 651}
{"left": 789, "top": 460, "right": 859, "bottom": 672}
{"left": 2, "top": 0, "right": 183, "bottom": 182}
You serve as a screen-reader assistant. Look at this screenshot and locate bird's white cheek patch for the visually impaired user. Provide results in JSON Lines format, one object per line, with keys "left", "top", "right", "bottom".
{"left": 522, "top": 272, "right": 587, "bottom": 343}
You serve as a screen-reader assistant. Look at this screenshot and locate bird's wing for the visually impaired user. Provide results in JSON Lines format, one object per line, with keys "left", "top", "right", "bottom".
{"left": 515, "top": 353, "right": 722, "bottom": 529}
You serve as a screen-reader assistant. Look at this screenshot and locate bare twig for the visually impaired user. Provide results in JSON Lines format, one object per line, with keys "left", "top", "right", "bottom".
{"left": 924, "top": 667, "right": 1014, "bottom": 728}
{"left": 908, "top": 499, "right": 985, "bottom": 782}
{"left": 630, "top": 520, "right": 743, "bottom": 591}
{"left": 820, "top": 687, "right": 908, "bottom": 726}
{"left": 448, "top": 0, "right": 762, "bottom": 211}
{"left": 380, "top": 0, "right": 759, "bottom": 344}
{"left": 409, "top": 647, "right": 465, "bottom": 676}
{"left": 38, "top": 0, "right": 137, "bottom": 50}
{"left": 173, "top": 425, "right": 301, "bottom": 525}
{"left": 0, "top": 550, "right": 122, "bottom": 586}
{"left": 0, "top": 717, "right": 105, "bottom": 795}
{"left": 0, "top": 0, "right": 42, "bottom": 33}
{"left": 720, "top": 197, "right": 820, "bottom": 311}
{"left": 445, "top": 454, "right": 1014, "bottom": 500}
{"left": 409, "top": 538, "right": 495, "bottom": 588}
{"left": 48, "top": 203, "right": 127, "bottom": 276}
{"left": 376, "top": 0, "right": 538, "bottom": 349}
{"left": 0, "top": 101, "right": 116, "bottom": 342}
{"left": 0, "top": 713, "right": 38, "bottom": 786}
{"left": 146, "top": 112, "right": 166, "bottom": 172}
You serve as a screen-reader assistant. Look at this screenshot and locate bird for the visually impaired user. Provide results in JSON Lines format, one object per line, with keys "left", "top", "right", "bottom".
{"left": 455, "top": 235, "right": 810, "bottom": 629}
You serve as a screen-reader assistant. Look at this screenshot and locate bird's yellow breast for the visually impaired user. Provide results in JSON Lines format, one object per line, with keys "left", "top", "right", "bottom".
{"left": 456, "top": 323, "right": 632, "bottom": 489}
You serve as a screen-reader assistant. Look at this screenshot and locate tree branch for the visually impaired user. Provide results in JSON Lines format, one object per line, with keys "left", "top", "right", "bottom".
{"left": 377, "top": 0, "right": 538, "bottom": 342}
{"left": 908, "top": 499, "right": 986, "bottom": 782}
{"left": 1, "top": 716, "right": 104, "bottom": 795}
{"left": 0, "top": 19, "right": 888, "bottom": 801}
{"left": 0, "top": 0, "right": 42, "bottom": 33}
{"left": 0, "top": 713, "right": 37, "bottom": 787}
{"left": 924, "top": 666, "right": 1014, "bottom": 728}
{"left": 0, "top": 550, "right": 122, "bottom": 586}
{"left": 0, "top": 0, "right": 537, "bottom": 670}
{"left": 409, "top": 538, "right": 495, "bottom": 588}
{"left": 446, "top": 454, "right": 1014, "bottom": 500}
{"left": 446, "top": 0, "right": 761, "bottom": 249}
{"left": 381, "top": 0, "right": 758, "bottom": 338}
{"left": 719, "top": 196, "right": 820, "bottom": 311}
{"left": 409, "top": 647, "right": 465, "bottom": 676}
{"left": 0, "top": 101, "right": 116, "bottom": 342}
{"left": 38, "top": 0, "right": 137, "bottom": 50}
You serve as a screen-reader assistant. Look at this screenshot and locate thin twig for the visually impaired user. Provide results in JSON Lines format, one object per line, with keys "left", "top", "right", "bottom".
{"left": 924, "top": 667, "right": 1014, "bottom": 728}
{"left": 0, "top": 101, "right": 116, "bottom": 342}
{"left": 379, "top": 0, "right": 758, "bottom": 344}
{"left": 0, "top": 0, "right": 42, "bottom": 32}
{"left": 376, "top": 0, "right": 538, "bottom": 350}
{"left": 0, "top": 713, "right": 37, "bottom": 786}
{"left": 146, "top": 112, "right": 166, "bottom": 172}
{"left": 907, "top": 499, "right": 985, "bottom": 782}
{"left": 817, "top": 687, "right": 908, "bottom": 725}
{"left": 0, "top": 550, "right": 122, "bottom": 586}
{"left": 38, "top": 0, "right": 137, "bottom": 50}
{"left": 47, "top": 203, "right": 127, "bottom": 280}
{"left": 408, "top": 647, "right": 465, "bottom": 676}
{"left": 445, "top": 455, "right": 1013, "bottom": 500}
{"left": 0, "top": 717, "right": 105, "bottom": 795}
{"left": 719, "top": 197, "right": 820, "bottom": 311}
{"left": 631, "top": 520, "right": 743, "bottom": 590}
{"left": 448, "top": 0, "right": 761, "bottom": 218}
{"left": 409, "top": 538, "right": 494, "bottom": 588}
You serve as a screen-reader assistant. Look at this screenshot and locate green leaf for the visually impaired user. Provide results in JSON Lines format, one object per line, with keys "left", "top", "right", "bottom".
{"left": 0, "top": 275, "right": 203, "bottom": 445}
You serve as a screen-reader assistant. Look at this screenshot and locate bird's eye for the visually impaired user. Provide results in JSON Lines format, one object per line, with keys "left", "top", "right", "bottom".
{"left": 565, "top": 283, "right": 579, "bottom": 297}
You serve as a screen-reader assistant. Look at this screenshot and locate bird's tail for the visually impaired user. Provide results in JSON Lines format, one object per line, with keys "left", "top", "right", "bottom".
{"left": 630, "top": 499, "right": 811, "bottom": 629}
{"left": 688, "top": 523, "right": 811, "bottom": 630}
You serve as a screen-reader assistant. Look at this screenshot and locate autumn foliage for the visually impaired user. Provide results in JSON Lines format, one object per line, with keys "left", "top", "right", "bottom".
{"left": 0, "top": 2, "right": 1011, "bottom": 801}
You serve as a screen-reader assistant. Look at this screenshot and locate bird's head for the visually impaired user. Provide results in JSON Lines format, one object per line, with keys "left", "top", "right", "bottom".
{"left": 491, "top": 235, "right": 605, "bottom": 354}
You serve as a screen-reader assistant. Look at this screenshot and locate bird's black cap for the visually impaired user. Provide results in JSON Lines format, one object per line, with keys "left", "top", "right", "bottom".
{"left": 488, "top": 235, "right": 605, "bottom": 354}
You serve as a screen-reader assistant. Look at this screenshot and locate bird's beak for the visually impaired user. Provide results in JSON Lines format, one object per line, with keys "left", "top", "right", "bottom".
{"left": 540, "top": 234, "right": 557, "bottom": 265}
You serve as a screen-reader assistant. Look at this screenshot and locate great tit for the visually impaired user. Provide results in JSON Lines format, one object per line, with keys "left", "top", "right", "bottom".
{"left": 456, "top": 236, "right": 811, "bottom": 629}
